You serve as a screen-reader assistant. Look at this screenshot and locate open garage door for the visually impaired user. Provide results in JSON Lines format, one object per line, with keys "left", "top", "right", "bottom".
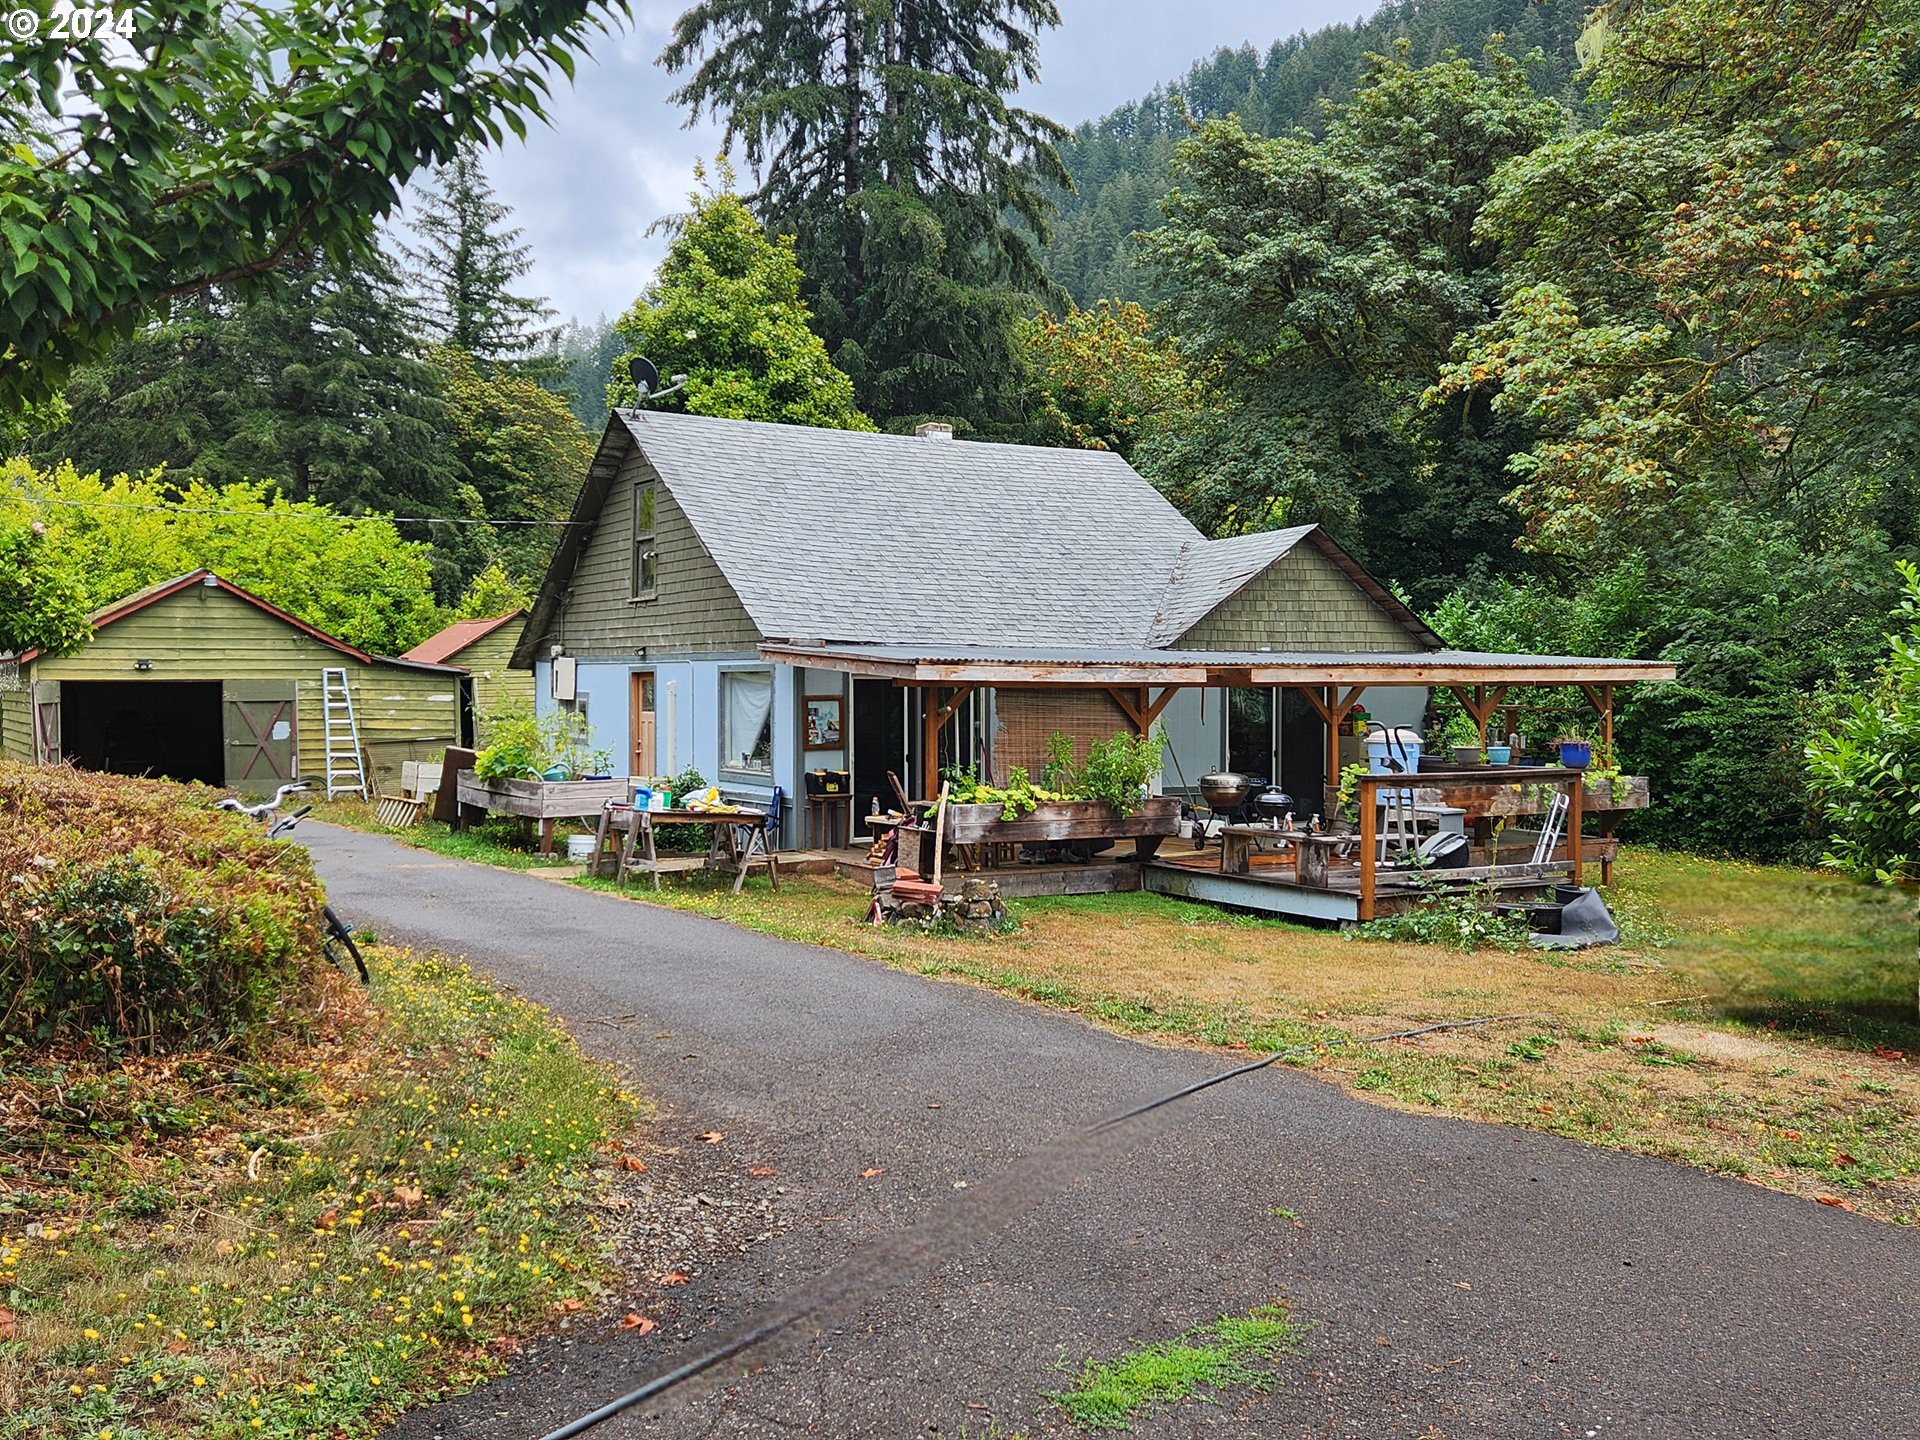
{"left": 62, "top": 680, "right": 223, "bottom": 785}
{"left": 223, "top": 682, "right": 297, "bottom": 793}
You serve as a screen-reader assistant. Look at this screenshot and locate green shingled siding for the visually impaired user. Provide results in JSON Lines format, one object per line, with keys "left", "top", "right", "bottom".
{"left": 12, "top": 587, "right": 461, "bottom": 780}
{"left": 1174, "top": 546, "right": 1423, "bottom": 653}
{"left": 554, "top": 448, "right": 761, "bottom": 658}
{"left": 454, "top": 624, "right": 534, "bottom": 733}
{"left": 0, "top": 686, "right": 30, "bottom": 761}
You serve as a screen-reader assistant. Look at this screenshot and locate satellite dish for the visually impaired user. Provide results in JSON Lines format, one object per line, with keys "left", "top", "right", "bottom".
{"left": 627, "top": 356, "right": 661, "bottom": 398}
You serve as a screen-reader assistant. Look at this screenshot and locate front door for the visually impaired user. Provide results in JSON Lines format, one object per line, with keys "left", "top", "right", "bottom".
{"left": 630, "top": 672, "right": 656, "bottom": 779}
{"left": 223, "top": 682, "right": 297, "bottom": 793}
{"left": 851, "top": 678, "right": 907, "bottom": 812}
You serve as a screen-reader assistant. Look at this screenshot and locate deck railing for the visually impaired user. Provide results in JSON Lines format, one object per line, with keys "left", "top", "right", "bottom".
{"left": 1352, "top": 766, "right": 1586, "bottom": 922}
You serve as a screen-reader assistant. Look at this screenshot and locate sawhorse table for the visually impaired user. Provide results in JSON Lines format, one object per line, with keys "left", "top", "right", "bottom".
{"left": 592, "top": 805, "right": 779, "bottom": 893}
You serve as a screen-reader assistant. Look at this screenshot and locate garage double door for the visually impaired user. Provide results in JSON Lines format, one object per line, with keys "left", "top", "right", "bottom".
{"left": 43, "top": 679, "right": 298, "bottom": 794}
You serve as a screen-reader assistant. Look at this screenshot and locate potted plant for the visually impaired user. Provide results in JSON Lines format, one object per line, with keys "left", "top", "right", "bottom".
{"left": 1556, "top": 724, "right": 1593, "bottom": 769}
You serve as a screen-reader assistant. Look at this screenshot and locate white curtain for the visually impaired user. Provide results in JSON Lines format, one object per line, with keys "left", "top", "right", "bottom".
{"left": 723, "top": 671, "right": 774, "bottom": 771}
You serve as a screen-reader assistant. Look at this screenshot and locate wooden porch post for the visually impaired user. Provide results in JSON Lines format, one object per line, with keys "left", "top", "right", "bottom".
{"left": 1358, "top": 773, "right": 1378, "bottom": 922}
{"left": 920, "top": 685, "right": 939, "bottom": 801}
{"left": 1324, "top": 687, "right": 1340, "bottom": 802}
{"left": 1567, "top": 769, "right": 1584, "bottom": 886}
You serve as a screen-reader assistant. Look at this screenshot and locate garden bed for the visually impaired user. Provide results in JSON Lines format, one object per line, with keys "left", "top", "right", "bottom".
{"left": 901, "top": 796, "right": 1181, "bottom": 872}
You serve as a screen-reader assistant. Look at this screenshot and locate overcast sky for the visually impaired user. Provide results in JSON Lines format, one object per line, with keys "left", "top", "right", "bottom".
{"left": 418, "top": 0, "right": 1376, "bottom": 326}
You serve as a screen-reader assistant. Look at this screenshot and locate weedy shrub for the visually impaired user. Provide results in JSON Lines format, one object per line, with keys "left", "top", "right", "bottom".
{"left": 0, "top": 762, "right": 325, "bottom": 1051}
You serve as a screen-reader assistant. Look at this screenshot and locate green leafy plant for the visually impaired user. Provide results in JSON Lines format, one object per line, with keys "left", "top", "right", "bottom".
{"left": 473, "top": 704, "right": 599, "bottom": 782}
{"left": 1350, "top": 891, "right": 1530, "bottom": 953}
{"left": 1076, "top": 729, "right": 1167, "bottom": 817}
{"left": 1807, "top": 560, "right": 1920, "bottom": 885}
{"left": 1042, "top": 729, "right": 1078, "bottom": 793}
{"left": 1334, "top": 761, "right": 1371, "bottom": 819}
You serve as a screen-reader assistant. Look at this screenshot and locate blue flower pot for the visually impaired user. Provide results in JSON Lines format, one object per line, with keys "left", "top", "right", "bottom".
{"left": 1557, "top": 740, "right": 1592, "bottom": 769}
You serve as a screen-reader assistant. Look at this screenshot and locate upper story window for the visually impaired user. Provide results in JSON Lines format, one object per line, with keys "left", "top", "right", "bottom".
{"left": 632, "top": 482, "right": 657, "bottom": 600}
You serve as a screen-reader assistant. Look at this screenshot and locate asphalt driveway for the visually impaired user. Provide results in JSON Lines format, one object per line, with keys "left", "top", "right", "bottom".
{"left": 301, "top": 824, "right": 1919, "bottom": 1439}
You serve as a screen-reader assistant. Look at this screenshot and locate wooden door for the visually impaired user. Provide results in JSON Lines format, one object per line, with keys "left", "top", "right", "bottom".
{"left": 223, "top": 682, "right": 297, "bottom": 793}
{"left": 31, "top": 679, "right": 60, "bottom": 764}
{"left": 630, "top": 672, "right": 656, "bottom": 779}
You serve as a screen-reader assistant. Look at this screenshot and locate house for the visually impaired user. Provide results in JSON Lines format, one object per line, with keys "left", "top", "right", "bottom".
{"left": 513, "top": 411, "right": 1674, "bottom": 854}
{"left": 0, "top": 571, "right": 470, "bottom": 795}
{"left": 402, "top": 611, "right": 533, "bottom": 737}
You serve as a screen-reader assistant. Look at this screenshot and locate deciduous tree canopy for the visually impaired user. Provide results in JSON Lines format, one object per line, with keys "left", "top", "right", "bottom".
{"left": 0, "top": 0, "right": 624, "bottom": 408}
{"left": 608, "top": 183, "right": 871, "bottom": 430}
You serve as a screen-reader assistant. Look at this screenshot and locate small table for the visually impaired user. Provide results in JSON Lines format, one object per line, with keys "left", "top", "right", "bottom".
{"left": 806, "top": 792, "right": 853, "bottom": 849}
{"left": 1218, "top": 823, "right": 1300, "bottom": 877}
{"left": 593, "top": 805, "right": 778, "bottom": 893}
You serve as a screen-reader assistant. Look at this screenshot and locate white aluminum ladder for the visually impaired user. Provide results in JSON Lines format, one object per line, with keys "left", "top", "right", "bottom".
{"left": 321, "top": 667, "right": 367, "bottom": 800}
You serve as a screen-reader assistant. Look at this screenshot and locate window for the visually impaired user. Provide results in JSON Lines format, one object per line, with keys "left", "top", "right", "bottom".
{"left": 1226, "top": 687, "right": 1275, "bottom": 781}
{"left": 632, "top": 482, "right": 657, "bottom": 598}
{"left": 721, "top": 670, "right": 774, "bottom": 774}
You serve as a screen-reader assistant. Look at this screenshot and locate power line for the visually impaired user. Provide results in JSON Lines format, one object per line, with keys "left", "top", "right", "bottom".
{"left": 9, "top": 491, "right": 581, "bottom": 527}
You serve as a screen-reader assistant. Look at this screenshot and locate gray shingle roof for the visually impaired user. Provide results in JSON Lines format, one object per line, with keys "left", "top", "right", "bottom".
{"left": 618, "top": 412, "right": 1327, "bottom": 647}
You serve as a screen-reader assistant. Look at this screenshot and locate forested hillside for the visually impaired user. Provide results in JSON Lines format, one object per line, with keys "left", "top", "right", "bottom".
{"left": 1044, "top": 0, "right": 1593, "bottom": 302}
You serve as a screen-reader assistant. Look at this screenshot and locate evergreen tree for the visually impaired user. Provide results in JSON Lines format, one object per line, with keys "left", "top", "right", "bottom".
{"left": 660, "top": 0, "right": 1068, "bottom": 433}
{"left": 541, "top": 317, "right": 629, "bottom": 434}
{"left": 431, "top": 345, "right": 595, "bottom": 584}
{"left": 402, "top": 143, "right": 557, "bottom": 362}
{"left": 1043, "top": 0, "right": 1595, "bottom": 304}
{"left": 43, "top": 252, "right": 458, "bottom": 523}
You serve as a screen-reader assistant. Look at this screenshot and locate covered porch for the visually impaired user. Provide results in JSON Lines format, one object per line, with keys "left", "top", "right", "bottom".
{"left": 763, "top": 642, "right": 1676, "bottom": 923}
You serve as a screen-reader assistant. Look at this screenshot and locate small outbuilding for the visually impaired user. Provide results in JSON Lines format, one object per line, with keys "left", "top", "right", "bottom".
{"left": 401, "top": 611, "right": 532, "bottom": 737}
{"left": 0, "top": 570, "right": 470, "bottom": 795}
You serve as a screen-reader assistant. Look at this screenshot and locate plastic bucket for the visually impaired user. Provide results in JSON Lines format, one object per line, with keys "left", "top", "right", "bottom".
{"left": 1365, "top": 725, "right": 1423, "bottom": 773}
{"left": 565, "top": 833, "right": 596, "bottom": 862}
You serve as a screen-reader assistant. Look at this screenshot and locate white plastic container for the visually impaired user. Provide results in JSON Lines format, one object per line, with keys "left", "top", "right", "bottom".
{"left": 565, "top": 833, "right": 596, "bottom": 862}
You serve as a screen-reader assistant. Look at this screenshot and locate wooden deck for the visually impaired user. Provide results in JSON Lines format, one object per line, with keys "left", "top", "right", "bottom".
{"left": 1145, "top": 843, "right": 1569, "bottom": 923}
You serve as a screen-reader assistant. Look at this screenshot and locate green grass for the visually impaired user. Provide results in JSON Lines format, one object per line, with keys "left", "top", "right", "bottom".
{"left": 1045, "top": 1305, "right": 1302, "bottom": 1431}
{"left": 1, "top": 948, "right": 642, "bottom": 1439}
{"left": 1625, "top": 848, "right": 1917, "bottom": 1049}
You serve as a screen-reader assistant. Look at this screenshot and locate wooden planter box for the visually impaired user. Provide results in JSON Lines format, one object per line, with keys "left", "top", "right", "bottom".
{"left": 914, "top": 795, "right": 1181, "bottom": 867}
{"left": 455, "top": 773, "right": 629, "bottom": 821}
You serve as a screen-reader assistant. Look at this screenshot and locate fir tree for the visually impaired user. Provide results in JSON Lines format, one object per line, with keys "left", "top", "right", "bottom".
{"left": 44, "top": 252, "right": 458, "bottom": 523}
{"left": 402, "top": 143, "right": 557, "bottom": 362}
{"left": 660, "top": 0, "right": 1068, "bottom": 434}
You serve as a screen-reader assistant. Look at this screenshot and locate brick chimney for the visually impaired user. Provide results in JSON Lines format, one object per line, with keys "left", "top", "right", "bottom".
{"left": 915, "top": 422, "right": 954, "bottom": 440}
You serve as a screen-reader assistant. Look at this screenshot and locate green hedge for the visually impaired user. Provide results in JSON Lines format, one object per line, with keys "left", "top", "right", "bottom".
{"left": 0, "top": 763, "right": 326, "bottom": 1051}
